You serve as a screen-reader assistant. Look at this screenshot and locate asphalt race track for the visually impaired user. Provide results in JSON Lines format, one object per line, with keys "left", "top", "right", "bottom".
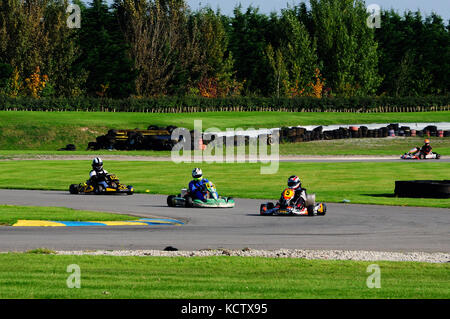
{"left": 0, "top": 189, "right": 448, "bottom": 252}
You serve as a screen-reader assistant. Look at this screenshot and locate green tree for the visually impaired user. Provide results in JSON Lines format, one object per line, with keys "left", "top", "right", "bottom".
{"left": 77, "top": 0, "right": 136, "bottom": 98}
{"left": 310, "top": 0, "right": 382, "bottom": 96}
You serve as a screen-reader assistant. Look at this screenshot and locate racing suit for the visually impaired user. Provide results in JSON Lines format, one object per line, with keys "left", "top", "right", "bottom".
{"left": 188, "top": 178, "right": 210, "bottom": 201}
{"left": 88, "top": 169, "right": 109, "bottom": 190}
{"left": 420, "top": 144, "right": 432, "bottom": 155}
{"left": 281, "top": 187, "right": 307, "bottom": 209}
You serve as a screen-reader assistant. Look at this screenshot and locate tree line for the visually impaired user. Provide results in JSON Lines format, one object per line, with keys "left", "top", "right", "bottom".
{"left": 0, "top": 0, "right": 448, "bottom": 100}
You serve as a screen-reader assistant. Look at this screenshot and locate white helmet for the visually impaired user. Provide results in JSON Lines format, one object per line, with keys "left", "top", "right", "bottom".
{"left": 92, "top": 157, "right": 103, "bottom": 171}
{"left": 192, "top": 168, "right": 203, "bottom": 179}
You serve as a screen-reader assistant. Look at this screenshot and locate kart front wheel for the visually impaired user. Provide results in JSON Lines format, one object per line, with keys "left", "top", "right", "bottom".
{"left": 316, "top": 203, "right": 327, "bottom": 216}
{"left": 167, "top": 195, "right": 176, "bottom": 207}
{"left": 69, "top": 184, "right": 79, "bottom": 194}
{"left": 184, "top": 195, "right": 193, "bottom": 208}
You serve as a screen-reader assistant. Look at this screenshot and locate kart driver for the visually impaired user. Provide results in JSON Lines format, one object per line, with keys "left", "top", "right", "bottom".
{"left": 420, "top": 139, "right": 433, "bottom": 155}
{"left": 284, "top": 175, "right": 307, "bottom": 209}
{"left": 88, "top": 157, "right": 109, "bottom": 191}
{"left": 409, "top": 139, "right": 433, "bottom": 156}
{"left": 188, "top": 168, "right": 210, "bottom": 201}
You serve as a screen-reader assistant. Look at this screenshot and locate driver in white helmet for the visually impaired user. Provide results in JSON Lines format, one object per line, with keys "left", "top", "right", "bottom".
{"left": 285, "top": 175, "right": 307, "bottom": 209}
{"left": 188, "top": 168, "right": 210, "bottom": 201}
{"left": 88, "top": 157, "right": 109, "bottom": 191}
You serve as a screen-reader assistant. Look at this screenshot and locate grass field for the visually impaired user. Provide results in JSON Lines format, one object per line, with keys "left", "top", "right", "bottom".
{"left": 0, "top": 160, "right": 448, "bottom": 208}
{"left": 0, "top": 205, "right": 135, "bottom": 226}
{"left": 0, "top": 254, "right": 447, "bottom": 299}
{"left": 0, "top": 111, "right": 449, "bottom": 150}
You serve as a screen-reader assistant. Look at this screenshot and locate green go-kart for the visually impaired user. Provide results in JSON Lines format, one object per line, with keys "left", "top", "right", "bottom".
{"left": 167, "top": 182, "right": 235, "bottom": 208}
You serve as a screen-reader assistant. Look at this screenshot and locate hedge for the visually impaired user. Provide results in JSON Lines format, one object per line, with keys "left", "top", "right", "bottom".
{"left": 0, "top": 95, "right": 449, "bottom": 113}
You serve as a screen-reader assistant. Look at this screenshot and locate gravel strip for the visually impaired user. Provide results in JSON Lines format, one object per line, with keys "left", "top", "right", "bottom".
{"left": 53, "top": 249, "right": 450, "bottom": 263}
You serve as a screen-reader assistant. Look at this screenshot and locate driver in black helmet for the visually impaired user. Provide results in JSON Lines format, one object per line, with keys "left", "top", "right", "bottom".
{"left": 88, "top": 157, "right": 109, "bottom": 191}
{"left": 284, "top": 175, "right": 307, "bottom": 209}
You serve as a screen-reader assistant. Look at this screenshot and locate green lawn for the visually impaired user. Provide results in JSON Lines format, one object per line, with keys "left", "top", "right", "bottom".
{"left": 0, "top": 205, "right": 135, "bottom": 226}
{"left": 0, "top": 110, "right": 448, "bottom": 150}
{"left": 0, "top": 254, "right": 447, "bottom": 298}
{"left": 0, "top": 160, "right": 448, "bottom": 208}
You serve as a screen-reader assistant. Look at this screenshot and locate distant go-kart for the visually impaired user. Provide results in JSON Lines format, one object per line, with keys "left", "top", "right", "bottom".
{"left": 69, "top": 174, "right": 134, "bottom": 195}
{"left": 167, "top": 182, "right": 235, "bottom": 208}
{"left": 260, "top": 188, "right": 326, "bottom": 216}
{"left": 401, "top": 148, "right": 441, "bottom": 160}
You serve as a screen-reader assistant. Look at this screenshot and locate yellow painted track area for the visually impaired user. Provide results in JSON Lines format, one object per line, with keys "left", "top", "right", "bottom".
{"left": 13, "top": 218, "right": 183, "bottom": 227}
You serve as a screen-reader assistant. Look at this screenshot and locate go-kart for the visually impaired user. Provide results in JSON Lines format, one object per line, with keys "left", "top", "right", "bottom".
{"left": 260, "top": 188, "right": 326, "bottom": 216}
{"left": 167, "top": 182, "right": 235, "bottom": 208}
{"left": 69, "top": 174, "right": 134, "bottom": 195}
{"left": 401, "top": 148, "right": 440, "bottom": 160}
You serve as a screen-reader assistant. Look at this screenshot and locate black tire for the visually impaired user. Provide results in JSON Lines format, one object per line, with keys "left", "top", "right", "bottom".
{"left": 267, "top": 202, "right": 275, "bottom": 210}
{"left": 69, "top": 184, "right": 79, "bottom": 194}
{"left": 184, "top": 195, "right": 194, "bottom": 208}
{"left": 436, "top": 153, "right": 441, "bottom": 159}
{"left": 395, "top": 180, "right": 450, "bottom": 198}
{"left": 307, "top": 205, "right": 315, "bottom": 216}
{"left": 317, "top": 203, "right": 327, "bottom": 216}
{"left": 167, "top": 195, "right": 176, "bottom": 207}
{"left": 260, "top": 204, "right": 268, "bottom": 215}
{"left": 127, "top": 185, "right": 134, "bottom": 195}
{"left": 166, "top": 126, "right": 177, "bottom": 134}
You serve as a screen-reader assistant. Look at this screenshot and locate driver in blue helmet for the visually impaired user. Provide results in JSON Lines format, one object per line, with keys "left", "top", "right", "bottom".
{"left": 188, "top": 168, "right": 210, "bottom": 201}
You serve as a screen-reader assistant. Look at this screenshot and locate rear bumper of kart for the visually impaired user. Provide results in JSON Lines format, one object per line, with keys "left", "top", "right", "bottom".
{"left": 170, "top": 196, "right": 235, "bottom": 208}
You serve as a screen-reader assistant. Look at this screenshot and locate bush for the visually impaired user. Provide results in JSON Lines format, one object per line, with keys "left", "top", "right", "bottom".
{"left": 0, "top": 95, "right": 449, "bottom": 112}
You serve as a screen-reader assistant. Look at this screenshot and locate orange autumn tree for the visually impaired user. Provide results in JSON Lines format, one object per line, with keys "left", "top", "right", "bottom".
{"left": 198, "top": 77, "right": 219, "bottom": 98}
{"left": 308, "top": 68, "right": 325, "bottom": 98}
{"left": 24, "top": 66, "right": 48, "bottom": 98}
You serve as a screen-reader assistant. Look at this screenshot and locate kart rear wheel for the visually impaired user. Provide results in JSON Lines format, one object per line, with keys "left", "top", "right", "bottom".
{"left": 167, "top": 195, "right": 176, "bottom": 207}
{"left": 184, "top": 195, "right": 193, "bottom": 208}
{"left": 69, "top": 184, "right": 79, "bottom": 194}
{"left": 260, "top": 204, "right": 268, "bottom": 215}
{"left": 267, "top": 202, "right": 275, "bottom": 210}
{"left": 307, "top": 205, "right": 315, "bottom": 216}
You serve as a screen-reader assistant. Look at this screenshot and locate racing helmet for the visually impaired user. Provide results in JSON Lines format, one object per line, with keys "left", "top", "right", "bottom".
{"left": 192, "top": 168, "right": 203, "bottom": 180}
{"left": 424, "top": 139, "right": 430, "bottom": 145}
{"left": 287, "top": 175, "right": 301, "bottom": 189}
{"left": 92, "top": 157, "right": 103, "bottom": 171}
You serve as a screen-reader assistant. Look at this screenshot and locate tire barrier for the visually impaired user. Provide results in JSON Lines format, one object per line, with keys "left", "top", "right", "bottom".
{"left": 87, "top": 126, "right": 181, "bottom": 151}
{"left": 279, "top": 123, "right": 450, "bottom": 143}
{"left": 394, "top": 180, "right": 450, "bottom": 198}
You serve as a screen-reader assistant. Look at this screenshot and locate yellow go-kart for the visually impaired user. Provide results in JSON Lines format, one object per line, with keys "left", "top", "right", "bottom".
{"left": 69, "top": 174, "right": 134, "bottom": 195}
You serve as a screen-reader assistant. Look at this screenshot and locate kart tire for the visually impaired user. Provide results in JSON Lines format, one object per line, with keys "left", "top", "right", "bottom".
{"left": 317, "top": 203, "right": 327, "bottom": 216}
{"left": 69, "top": 184, "right": 79, "bottom": 194}
{"left": 307, "top": 205, "right": 315, "bottom": 216}
{"left": 436, "top": 154, "right": 441, "bottom": 159}
{"left": 167, "top": 195, "right": 176, "bottom": 207}
{"left": 267, "top": 202, "right": 274, "bottom": 210}
{"left": 184, "top": 195, "right": 194, "bottom": 208}
{"left": 227, "top": 197, "right": 234, "bottom": 203}
{"left": 127, "top": 186, "right": 134, "bottom": 195}
{"left": 260, "top": 204, "right": 268, "bottom": 215}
